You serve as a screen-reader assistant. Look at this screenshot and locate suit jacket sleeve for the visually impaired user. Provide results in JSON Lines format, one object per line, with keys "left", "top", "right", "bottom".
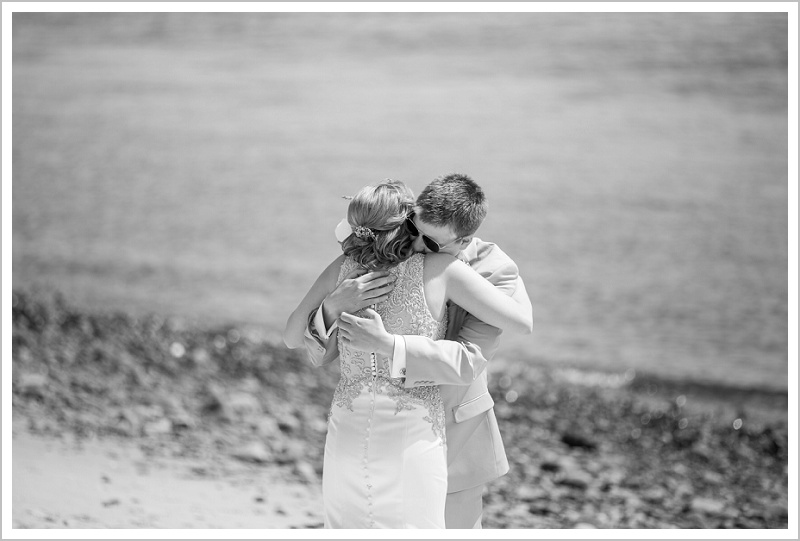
{"left": 403, "top": 245, "right": 521, "bottom": 388}
{"left": 302, "top": 307, "right": 340, "bottom": 367}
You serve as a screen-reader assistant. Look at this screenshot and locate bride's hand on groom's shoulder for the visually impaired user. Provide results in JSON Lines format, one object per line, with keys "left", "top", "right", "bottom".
{"left": 322, "top": 269, "right": 396, "bottom": 322}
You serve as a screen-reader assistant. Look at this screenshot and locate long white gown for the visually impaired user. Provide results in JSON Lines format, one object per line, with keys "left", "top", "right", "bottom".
{"left": 322, "top": 253, "right": 448, "bottom": 528}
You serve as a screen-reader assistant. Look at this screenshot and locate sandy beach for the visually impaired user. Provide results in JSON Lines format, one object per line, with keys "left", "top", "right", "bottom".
{"left": 12, "top": 426, "right": 323, "bottom": 530}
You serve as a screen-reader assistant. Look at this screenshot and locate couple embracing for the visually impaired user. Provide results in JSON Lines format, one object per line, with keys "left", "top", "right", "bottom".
{"left": 284, "top": 174, "right": 532, "bottom": 529}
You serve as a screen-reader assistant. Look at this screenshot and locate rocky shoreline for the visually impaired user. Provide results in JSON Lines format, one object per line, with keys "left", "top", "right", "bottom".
{"left": 10, "top": 291, "right": 789, "bottom": 529}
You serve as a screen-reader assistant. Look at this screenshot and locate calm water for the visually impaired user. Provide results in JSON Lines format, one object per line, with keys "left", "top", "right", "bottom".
{"left": 11, "top": 13, "right": 789, "bottom": 391}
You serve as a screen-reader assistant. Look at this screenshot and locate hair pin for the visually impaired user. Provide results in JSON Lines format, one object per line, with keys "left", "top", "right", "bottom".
{"left": 353, "top": 225, "right": 376, "bottom": 240}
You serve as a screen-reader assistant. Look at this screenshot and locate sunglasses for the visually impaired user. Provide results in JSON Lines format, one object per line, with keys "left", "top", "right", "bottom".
{"left": 405, "top": 213, "right": 463, "bottom": 253}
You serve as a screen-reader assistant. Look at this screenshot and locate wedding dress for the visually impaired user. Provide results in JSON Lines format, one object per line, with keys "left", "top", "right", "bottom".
{"left": 322, "top": 253, "right": 448, "bottom": 528}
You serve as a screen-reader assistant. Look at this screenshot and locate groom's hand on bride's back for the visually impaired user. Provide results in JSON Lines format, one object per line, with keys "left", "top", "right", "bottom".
{"left": 338, "top": 309, "right": 394, "bottom": 356}
{"left": 321, "top": 268, "right": 397, "bottom": 324}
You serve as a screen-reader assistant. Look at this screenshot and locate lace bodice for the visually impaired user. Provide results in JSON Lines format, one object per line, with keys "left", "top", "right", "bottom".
{"left": 332, "top": 253, "right": 448, "bottom": 440}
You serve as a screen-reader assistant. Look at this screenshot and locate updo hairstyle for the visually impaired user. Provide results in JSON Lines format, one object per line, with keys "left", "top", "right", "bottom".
{"left": 341, "top": 179, "right": 416, "bottom": 270}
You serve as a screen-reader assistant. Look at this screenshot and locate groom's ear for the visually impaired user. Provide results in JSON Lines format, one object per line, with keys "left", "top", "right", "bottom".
{"left": 459, "top": 236, "right": 473, "bottom": 247}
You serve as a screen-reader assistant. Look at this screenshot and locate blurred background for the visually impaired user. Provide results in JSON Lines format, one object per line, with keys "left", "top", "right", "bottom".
{"left": 12, "top": 12, "right": 788, "bottom": 393}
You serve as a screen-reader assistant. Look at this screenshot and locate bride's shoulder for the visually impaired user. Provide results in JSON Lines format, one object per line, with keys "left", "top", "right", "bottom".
{"left": 321, "top": 253, "right": 348, "bottom": 279}
{"left": 326, "top": 253, "right": 348, "bottom": 270}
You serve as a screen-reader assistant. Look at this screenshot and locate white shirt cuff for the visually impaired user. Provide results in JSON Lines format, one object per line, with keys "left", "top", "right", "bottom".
{"left": 313, "top": 302, "right": 338, "bottom": 340}
{"left": 390, "top": 336, "right": 407, "bottom": 378}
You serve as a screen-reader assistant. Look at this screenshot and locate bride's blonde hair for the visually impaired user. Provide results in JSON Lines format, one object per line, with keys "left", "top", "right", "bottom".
{"left": 341, "top": 179, "right": 416, "bottom": 270}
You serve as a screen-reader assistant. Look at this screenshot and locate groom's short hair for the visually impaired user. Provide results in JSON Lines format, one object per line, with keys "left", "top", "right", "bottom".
{"left": 416, "top": 174, "right": 487, "bottom": 237}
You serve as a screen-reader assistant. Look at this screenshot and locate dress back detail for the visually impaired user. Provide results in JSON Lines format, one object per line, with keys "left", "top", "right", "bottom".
{"left": 332, "top": 253, "right": 448, "bottom": 441}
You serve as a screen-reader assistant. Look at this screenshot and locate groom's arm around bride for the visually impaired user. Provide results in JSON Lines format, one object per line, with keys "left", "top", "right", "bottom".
{"left": 303, "top": 237, "right": 532, "bottom": 529}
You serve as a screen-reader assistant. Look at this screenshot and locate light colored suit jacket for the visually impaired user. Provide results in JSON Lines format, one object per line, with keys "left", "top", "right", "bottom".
{"left": 303, "top": 238, "right": 523, "bottom": 493}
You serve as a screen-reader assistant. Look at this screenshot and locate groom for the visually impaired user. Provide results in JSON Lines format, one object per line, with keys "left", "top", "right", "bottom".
{"left": 303, "top": 173, "right": 531, "bottom": 529}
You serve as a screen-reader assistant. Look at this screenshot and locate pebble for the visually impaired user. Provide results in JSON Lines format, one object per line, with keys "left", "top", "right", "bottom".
{"left": 19, "top": 373, "right": 48, "bottom": 398}
{"left": 561, "top": 432, "right": 597, "bottom": 450}
{"left": 540, "top": 459, "right": 560, "bottom": 473}
{"left": 702, "top": 470, "right": 724, "bottom": 485}
{"left": 641, "top": 486, "right": 667, "bottom": 504}
{"left": 230, "top": 441, "right": 272, "bottom": 464}
{"left": 528, "top": 501, "right": 551, "bottom": 515}
{"left": 278, "top": 413, "right": 301, "bottom": 433}
{"left": 133, "top": 404, "right": 164, "bottom": 420}
{"left": 691, "top": 497, "right": 727, "bottom": 515}
{"left": 256, "top": 416, "right": 281, "bottom": 438}
{"left": 671, "top": 463, "right": 689, "bottom": 476}
{"left": 226, "top": 391, "right": 262, "bottom": 416}
{"left": 504, "top": 503, "right": 533, "bottom": 519}
{"left": 143, "top": 418, "right": 172, "bottom": 436}
{"left": 516, "top": 485, "right": 547, "bottom": 501}
{"left": 294, "top": 461, "right": 318, "bottom": 484}
{"left": 274, "top": 439, "right": 307, "bottom": 464}
{"left": 558, "top": 470, "right": 593, "bottom": 490}
{"left": 169, "top": 411, "right": 196, "bottom": 430}
{"left": 673, "top": 481, "right": 694, "bottom": 500}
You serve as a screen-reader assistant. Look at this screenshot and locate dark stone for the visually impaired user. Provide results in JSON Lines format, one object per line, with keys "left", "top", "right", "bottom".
{"left": 561, "top": 432, "right": 597, "bottom": 450}
{"left": 558, "top": 470, "right": 592, "bottom": 490}
{"left": 540, "top": 460, "right": 561, "bottom": 473}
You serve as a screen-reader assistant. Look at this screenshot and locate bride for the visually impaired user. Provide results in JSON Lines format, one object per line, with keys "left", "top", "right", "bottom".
{"left": 284, "top": 179, "right": 531, "bottom": 528}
